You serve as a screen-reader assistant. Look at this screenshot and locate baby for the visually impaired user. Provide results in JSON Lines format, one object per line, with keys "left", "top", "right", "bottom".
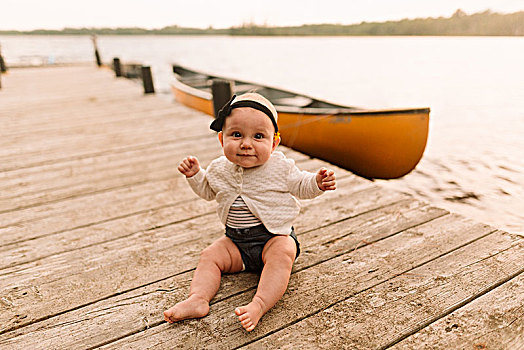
{"left": 164, "top": 92, "right": 336, "bottom": 331}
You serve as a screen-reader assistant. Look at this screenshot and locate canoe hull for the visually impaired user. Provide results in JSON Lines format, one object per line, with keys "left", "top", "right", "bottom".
{"left": 171, "top": 86, "right": 213, "bottom": 116}
{"left": 170, "top": 70, "right": 429, "bottom": 179}
{"left": 277, "top": 111, "right": 428, "bottom": 179}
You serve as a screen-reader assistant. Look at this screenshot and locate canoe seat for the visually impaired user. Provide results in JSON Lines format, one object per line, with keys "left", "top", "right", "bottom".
{"left": 180, "top": 77, "right": 213, "bottom": 87}
{"left": 234, "top": 84, "right": 261, "bottom": 93}
{"left": 272, "top": 96, "right": 314, "bottom": 108}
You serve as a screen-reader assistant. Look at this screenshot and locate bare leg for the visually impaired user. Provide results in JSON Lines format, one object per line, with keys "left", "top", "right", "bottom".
{"left": 235, "top": 235, "right": 296, "bottom": 331}
{"left": 164, "top": 236, "right": 243, "bottom": 323}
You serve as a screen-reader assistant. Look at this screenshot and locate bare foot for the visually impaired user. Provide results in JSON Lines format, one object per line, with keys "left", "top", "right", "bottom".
{"left": 164, "top": 294, "right": 209, "bottom": 323}
{"left": 235, "top": 298, "right": 265, "bottom": 332}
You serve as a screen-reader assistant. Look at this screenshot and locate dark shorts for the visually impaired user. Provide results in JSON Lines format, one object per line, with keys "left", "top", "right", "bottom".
{"left": 225, "top": 224, "right": 300, "bottom": 272}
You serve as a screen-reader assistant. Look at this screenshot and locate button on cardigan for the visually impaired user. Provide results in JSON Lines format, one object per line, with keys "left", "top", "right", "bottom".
{"left": 186, "top": 151, "right": 324, "bottom": 235}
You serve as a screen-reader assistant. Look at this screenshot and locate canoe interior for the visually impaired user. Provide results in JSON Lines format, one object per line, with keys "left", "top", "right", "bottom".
{"left": 172, "top": 65, "right": 367, "bottom": 113}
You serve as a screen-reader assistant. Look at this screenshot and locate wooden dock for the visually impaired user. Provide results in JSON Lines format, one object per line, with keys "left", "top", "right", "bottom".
{"left": 0, "top": 65, "right": 522, "bottom": 349}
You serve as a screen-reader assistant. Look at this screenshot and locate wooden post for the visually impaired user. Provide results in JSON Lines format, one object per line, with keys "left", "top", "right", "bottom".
{"left": 211, "top": 79, "right": 233, "bottom": 118}
{"left": 0, "top": 42, "right": 7, "bottom": 73}
{"left": 113, "top": 57, "right": 122, "bottom": 77}
{"left": 141, "top": 66, "right": 155, "bottom": 94}
{"left": 91, "top": 35, "right": 102, "bottom": 67}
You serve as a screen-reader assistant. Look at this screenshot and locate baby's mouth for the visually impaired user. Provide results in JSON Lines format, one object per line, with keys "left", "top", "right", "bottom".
{"left": 237, "top": 154, "right": 256, "bottom": 157}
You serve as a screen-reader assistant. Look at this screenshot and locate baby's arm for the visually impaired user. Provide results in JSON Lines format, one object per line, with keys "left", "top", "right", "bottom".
{"left": 288, "top": 161, "right": 335, "bottom": 199}
{"left": 316, "top": 168, "right": 336, "bottom": 191}
{"left": 178, "top": 156, "right": 216, "bottom": 201}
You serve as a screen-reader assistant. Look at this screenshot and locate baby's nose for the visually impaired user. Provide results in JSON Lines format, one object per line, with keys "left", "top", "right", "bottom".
{"left": 240, "top": 138, "right": 253, "bottom": 148}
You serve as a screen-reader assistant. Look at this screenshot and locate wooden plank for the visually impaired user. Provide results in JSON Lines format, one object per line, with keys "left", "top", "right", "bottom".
{"left": 0, "top": 135, "right": 215, "bottom": 191}
{"left": 391, "top": 272, "right": 524, "bottom": 349}
{"left": 239, "top": 231, "right": 523, "bottom": 350}
{"left": 0, "top": 66, "right": 138, "bottom": 108}
{"left": 92, "top": 215, "right": 494, "bottom": 349}
{"left": 0, "top": 175, "right": 386, "bottom": 334}
{"left": 0, "top": 199, "right": 216, "bottom": 269}
{"left": 0, "top": 136, "right": 219, "bottom": 211}
{"left": 1, "top": 94, "right": 200, "bottom": 131}
{"left": 0, "top": 179, "right": 188, "bottom": 241}
{"left": 0, "top": 105, "right": 202, "bottom": 151}
{"left": 1, "top": 94, "right": 174, "bottom": 123}
{"left": 1, "top": 103, "right": 177, "bottom": 137}
{"left": 0, "top": 91, "right": 210, "bottom": 170}
{"left": 1, "top": 109, "right": 183, "bottom": 153}
{"left": 2, "top": 94, "right": 179, "bottom": 127}
{"left": 0, "top": 117, "right": 211, "bottom": 172}
{"left": 0, "top": 199, "right": 447, "bottom": 348}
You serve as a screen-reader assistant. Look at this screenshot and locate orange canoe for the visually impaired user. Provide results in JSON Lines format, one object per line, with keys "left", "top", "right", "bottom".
{"left": 171, "top": 64, "right": 429, "bottom": 179}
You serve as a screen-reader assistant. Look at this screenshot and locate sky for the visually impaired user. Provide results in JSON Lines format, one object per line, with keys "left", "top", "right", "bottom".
{"left": 2, "top": 0, "right": 523, "bottom": 31}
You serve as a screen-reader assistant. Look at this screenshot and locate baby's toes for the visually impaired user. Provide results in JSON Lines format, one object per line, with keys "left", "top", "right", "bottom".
{"left": 235, "top": 307, "right": 248, "bottom": 319}
{"left": 241, "top": 318, "right": 252, "bottom": 327}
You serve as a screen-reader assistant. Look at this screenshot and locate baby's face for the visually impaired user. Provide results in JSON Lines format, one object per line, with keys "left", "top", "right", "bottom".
{"left": 219, "top": 107, "right": 278, "bottom": 168}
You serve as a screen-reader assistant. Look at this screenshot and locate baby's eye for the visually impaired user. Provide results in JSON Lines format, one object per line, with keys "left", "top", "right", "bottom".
{"left": 254, "top": 133, "right": 265, "bottom": 139}
{"left": 232, "top": 131, "right": 242, "bottom": 137}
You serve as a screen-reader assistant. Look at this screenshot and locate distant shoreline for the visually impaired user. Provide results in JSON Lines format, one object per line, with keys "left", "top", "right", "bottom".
{"left": 1, "top": 10, "right": 523, "bottom": 36}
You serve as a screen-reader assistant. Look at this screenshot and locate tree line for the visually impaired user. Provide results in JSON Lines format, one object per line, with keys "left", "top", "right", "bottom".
{"left": 1, "top": 10, "right": 522, "bottom": 36}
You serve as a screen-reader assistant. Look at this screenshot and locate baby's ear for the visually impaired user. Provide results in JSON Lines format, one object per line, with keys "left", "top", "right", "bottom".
{"left": 218, "top": 132, "right": 224, "bottom": 147}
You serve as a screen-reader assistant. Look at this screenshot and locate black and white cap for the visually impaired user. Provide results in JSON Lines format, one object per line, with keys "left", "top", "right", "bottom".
{"left": 210, "top": 93, "right": 279, "bottom": 132}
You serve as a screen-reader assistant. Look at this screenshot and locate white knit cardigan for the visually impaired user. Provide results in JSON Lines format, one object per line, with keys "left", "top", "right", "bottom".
{"left": 186, "top": 151, "right": 324, "bottom": 235}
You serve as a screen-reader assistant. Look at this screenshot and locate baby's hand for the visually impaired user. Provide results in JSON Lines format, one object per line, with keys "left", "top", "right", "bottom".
{"left": 316, "top": 168, "right": 336, "bottom": 191}
{"left": 178, "top": 156, "right": 200, "bottom": 178}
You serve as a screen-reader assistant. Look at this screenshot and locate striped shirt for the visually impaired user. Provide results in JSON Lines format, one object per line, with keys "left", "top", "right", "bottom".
{"left": 226, "top": 196, "right": 262, "bottom": 228}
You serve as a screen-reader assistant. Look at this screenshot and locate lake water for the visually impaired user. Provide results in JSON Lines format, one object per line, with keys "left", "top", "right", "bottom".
{"left": 1, "top": 35, "right": 523, "bottom": 235}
